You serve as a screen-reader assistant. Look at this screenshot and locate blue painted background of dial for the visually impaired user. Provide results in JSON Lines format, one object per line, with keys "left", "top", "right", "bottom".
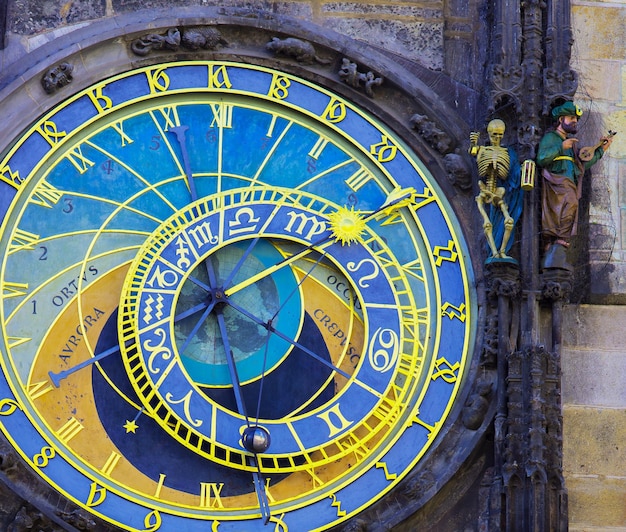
{"left": 0, "top": 62, "right": 475, "bottom": 531}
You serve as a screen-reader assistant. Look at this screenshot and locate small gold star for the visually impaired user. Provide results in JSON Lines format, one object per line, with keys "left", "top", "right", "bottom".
{"left": 123, "top": 420, "right": 139, "bottom": 434}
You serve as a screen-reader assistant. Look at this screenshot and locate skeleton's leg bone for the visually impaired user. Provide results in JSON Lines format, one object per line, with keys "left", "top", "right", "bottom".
{"left": 475, "top": 193, "right": 498, "bottom": 257}
{"left": 498, "top": 201, "right": 514, "bottom": 257}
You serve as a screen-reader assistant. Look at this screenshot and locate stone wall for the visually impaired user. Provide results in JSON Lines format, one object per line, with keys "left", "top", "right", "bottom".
{"left": 562, "top": 305, "right": 626, "bottom": 531}
{"left": 4, "top": 0, "right": 459, "bottom": 73}
{"left": 571, "top": 0, "right": 626, "bottom": 302}
{"left": 565, "top": 2, "right": 626, "bottom": 529}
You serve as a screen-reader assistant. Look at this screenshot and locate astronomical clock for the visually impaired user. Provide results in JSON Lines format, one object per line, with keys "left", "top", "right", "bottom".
{"left": 0, "top": 34, "right": 478, "bottom": 531}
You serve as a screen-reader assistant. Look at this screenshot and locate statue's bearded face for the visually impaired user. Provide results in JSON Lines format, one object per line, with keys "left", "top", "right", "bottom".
{"left": 560, "top": 115, "right": 578, "bottom": 134}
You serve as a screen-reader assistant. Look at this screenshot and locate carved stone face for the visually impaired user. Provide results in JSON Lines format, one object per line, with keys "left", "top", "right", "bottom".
{"left": 487, "top": 119, "right": 505, "bottom": 147}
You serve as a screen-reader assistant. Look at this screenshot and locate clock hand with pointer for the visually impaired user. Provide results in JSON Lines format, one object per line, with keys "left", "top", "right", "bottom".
{"left": 117, "top": 123, "right": 420, "bottom": 527}
{"left": 169, "top": 125, "right": 272, "bottom": 523}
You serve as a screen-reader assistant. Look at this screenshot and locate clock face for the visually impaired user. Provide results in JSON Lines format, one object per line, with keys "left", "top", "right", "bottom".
{"left": 0, "top": 61, "right": 475, "bottom": 531}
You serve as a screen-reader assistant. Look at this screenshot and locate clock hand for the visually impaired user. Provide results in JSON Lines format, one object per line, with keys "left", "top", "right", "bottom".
{"left": 222, "top": 236, "right": 261, "bottom": 290}
{"left": 175, "top": 299, "right": 218, "bottom": 355}
{"left": 226, "top": 298, "right": 351, "bottom": 380}
{"left": 49, "top": 344, "right": 119, "bottom": 387}
{"left": 224, "top": 235, "right": 332, "bottom": 297}
{"left": 251, "top": 248, "right": 327, "bottom": 425}
{"left": 225, "top": 188, "right": 417, "bottom": 297}
{"left": 51, "top": 187, "right": 405, "bottom": 392}
{"left": 169, "top": 125, "right": 199, "bottom": 201}
{"left": 173, "top": 300, "right": 210, "bottom": 323}
{"left": 214, "top": 306, "right": 272, "bottom": 524}
{"left": 371, "top": 186, "right": 417, "bottom": 216}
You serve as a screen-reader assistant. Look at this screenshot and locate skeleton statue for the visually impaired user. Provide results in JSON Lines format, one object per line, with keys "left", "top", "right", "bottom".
{"left": 469, "top": 119, "right": 523, "bottom": 261}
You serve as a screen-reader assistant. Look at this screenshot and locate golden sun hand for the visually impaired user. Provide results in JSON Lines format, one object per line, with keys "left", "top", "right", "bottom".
{"left": 328, "top": 206, "right": 367, "bottom": 245}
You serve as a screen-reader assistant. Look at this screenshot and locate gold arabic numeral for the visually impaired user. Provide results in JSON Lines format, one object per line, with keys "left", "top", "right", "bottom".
{"left": 111, "top": 121, "right": 134, "bottom": 147}
{"left": 200, "top": 482, "right": 225, "bottom": 508}
{"left": 441, "top": 301, "right": 467, "bottom": 323}
{"left": 146, "top": 67, "right": 170, "bottom": 93}
{"left": 317, "top": 403, "right": 354, "bottom": 438}
{"left": 432, "top": 356, "right": 461, "bottom": 383}
{"left": 207, "top": 64, "right": 232, "bottom": 89}
{"left": 37, "top": 119, "right": 67, "bottom": 147}
{"left": 345, "top": 165, "right": 373, "bottom": 192}
{"left": 66, "top": 144, "right": 96, "bottom": 174}
{"left": 0, "top": 163, "right": 23, "bottom": 186}
{"left": 269, "top": 513, "right": 289, "bottom": 532}
{"left": 2, "top": 280, "right": 29, "bottom": 299}
{"left": 0, "top": 398, "right": 22, "bottom": 416}
{"left": 27, "top": 381, "right": 54, "bottom": 401}
{"left": 369, "top": 135, "right": 398, "bottom": 163}
{"left": 209, "top": 103, "right": 234, "bottom": 129}
{"left": 375, "top": 461, "right": 398, "bottom": 481}
{"left": 412, "top": 186, "right": 436, "bottom": 210}
{"left": 86, "top": 85, "right": 113, "bottom": 114}
{"left": 321, "top": 98, "right": 347, "bottom": 124}
{"left": 86, "top": 482, "right": 107, "bottom": 507}
{"left": 432, "top": 240, "right": 459, "bottom": 267}
{"left": 33, "top": 445, "right": 56, "bottom": 468}
{"left": 330, "top": 492, "right": 347, "bottom": 517}
{"left": 8, "top": 228, "right": 40, "bottom": 254}
{"left": 101, "top": 451, "right": 122, "bottom": 478}
{"left": 143, "top": 510, "right": 162, "bottom": 532}
{"left": 268, "top": 74, "right": 291, "bottom": 100}
{"left": 28, "top": 179, "right": 63, "bottom": 208}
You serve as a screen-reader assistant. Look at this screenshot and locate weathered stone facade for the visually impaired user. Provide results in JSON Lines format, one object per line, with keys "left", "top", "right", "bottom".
{"left": 563, "top": 2, "right": 626, "bottom": 530}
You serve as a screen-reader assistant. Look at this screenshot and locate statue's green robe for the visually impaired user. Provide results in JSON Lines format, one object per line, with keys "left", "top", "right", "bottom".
{"left": 537, "top": 130, "right": 604, "bottom": 239}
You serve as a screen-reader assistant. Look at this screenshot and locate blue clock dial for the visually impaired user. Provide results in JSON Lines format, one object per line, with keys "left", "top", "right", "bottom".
{"left": 0, "top": 61, "right": 475, "bottom": 531}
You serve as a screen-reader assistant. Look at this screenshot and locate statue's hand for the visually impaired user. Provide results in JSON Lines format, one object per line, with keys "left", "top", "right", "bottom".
{"left": 469, "top": 131, "right": 480, "bottom": 145}
{"left": 562, "top": 138, "right": 578, "bottom": 150}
